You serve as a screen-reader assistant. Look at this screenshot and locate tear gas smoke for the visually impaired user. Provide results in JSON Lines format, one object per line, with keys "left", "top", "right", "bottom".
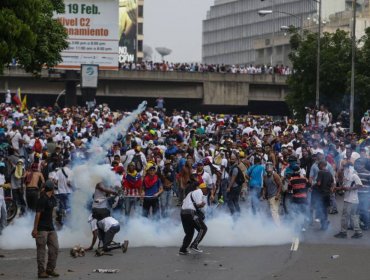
{"left": 0, "top": 100, "right": 298, "bottom": 250}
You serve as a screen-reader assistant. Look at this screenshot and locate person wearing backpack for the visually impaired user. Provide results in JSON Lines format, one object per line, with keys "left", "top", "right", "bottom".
{"left": 226, "top": 153, "right": 244, "bottom": 215}
{"left": 263, "top": 162, "right": 283, "bottom": 226}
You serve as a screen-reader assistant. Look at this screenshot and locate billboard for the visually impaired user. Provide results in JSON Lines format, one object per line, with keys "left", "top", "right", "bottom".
{"left": 55, "top": 0, "right": 119, "bottom": 70}
{"left": 118, "top": 0, "right": 137, "bottom": 63}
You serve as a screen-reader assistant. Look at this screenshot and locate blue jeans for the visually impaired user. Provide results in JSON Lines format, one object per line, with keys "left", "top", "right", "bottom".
{"left": 219, "top": 178, "right": 229, "bottom": 202}
{"left": 291, "top": 202, "right": 308, "bottom": 229}
{"left": 56, "top": 193, "right": 70, "bottom": 216}
{"left": 314, "top": 192, "right": 330, "bottom": 229}
{"left": 358, "top": 192, "right": 369, "bottom": 229}
{"left": 160, "top": 189, "right": 172, "bottom": 217}
{"left": 227, "top": 186, "right": 241, "bottom": 215}
{"left": 249, "top": 187, "right": 262, "bottom": 215}
{"left": 330, "top": 193, "right": 337, "bottom": 211}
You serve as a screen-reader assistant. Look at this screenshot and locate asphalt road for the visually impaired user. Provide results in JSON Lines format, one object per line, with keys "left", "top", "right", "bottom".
{"left": 1, "top": 197, "right": 370, "bottom": 280}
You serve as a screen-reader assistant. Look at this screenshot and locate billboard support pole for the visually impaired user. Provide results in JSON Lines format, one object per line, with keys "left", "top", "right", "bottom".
{"left": 65, "top": 70, "right": 78, "bottom": 107}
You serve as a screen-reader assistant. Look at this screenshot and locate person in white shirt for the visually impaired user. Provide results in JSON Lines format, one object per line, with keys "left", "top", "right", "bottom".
{"left": 179, "top": 174, "right": 207, "bottom": 255}
{"left": 95, "top": 215, "right": 128, "bottom": 255}
{"left": 54, "top": 164, "right": 72, "bottom": 225}
{"left": 5, "top": 90, "right": 11, "bottom": 104}
{"left": 8, "top": 125, "right": 23, "bottom": 152}
{"left": 334, "top": 162, "right": 363, "bottom": 239}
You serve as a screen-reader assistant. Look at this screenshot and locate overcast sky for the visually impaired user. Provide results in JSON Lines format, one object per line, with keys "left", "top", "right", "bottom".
{"left": 144, "top": 0, "right": 214, "bottom": 63}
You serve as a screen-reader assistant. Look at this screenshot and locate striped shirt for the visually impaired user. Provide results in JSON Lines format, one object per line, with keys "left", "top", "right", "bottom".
{"left": 289, "top": 176, "right": 308, "bottom": 203}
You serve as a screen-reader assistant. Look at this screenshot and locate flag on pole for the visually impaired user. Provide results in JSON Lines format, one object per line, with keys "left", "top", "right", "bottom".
{"left": 13, "top": 88, "right": 21, "bottom": 106}
{"left": 21, "top": 94, "right": 27, "bottom": 111}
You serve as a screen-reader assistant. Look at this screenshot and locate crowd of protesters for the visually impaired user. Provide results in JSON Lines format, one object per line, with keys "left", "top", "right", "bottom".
{"left": 120, "top": 61, "right": 292, "bottom": 75}
{"left": 0, "top": 95, "right": 369, "bottom": 243}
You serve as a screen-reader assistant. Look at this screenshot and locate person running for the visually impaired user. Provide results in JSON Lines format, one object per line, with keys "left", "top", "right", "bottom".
{"left": 179, "top": 173, "right": 207, "bottom": 255}
{"left": 288, "top": 165, "right": 309, "bottom": 231}
{"left": 263, "top": 162, "right": 283, "bottom": 225}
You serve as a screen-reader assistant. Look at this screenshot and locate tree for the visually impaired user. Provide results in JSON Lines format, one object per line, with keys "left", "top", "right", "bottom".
{"left": 354, "top": 27, "right": 370, "bottom": 124}
{"left": 0, "top": 0, "right": 68, "bottom": 74}
{"left": 287, "top": 29, "right": 353, "bottom": 121}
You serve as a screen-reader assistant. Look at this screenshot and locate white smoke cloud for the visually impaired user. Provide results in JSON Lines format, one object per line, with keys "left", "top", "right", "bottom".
{"left": 0, "top": 100, "right": 297, "bottom": 250}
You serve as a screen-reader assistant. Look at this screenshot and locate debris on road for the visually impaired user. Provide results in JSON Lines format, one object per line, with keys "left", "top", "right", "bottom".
{"left": 70, "top": 245, "right": 85, "bottom": 258}
{"left": 93, "top": 269, "right": 120, "bottom": 273}
{"left": 331, "top": 255, "right": 340, "bottom": 259}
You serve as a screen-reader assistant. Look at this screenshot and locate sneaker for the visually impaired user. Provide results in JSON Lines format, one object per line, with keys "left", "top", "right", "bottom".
{"left": 38, "top": 272, "right": 49, "bottom": 279}
{"left": 351, "top": 232, "right": 363, "bottom": 239}
{"left": 334, "top": 232, "right": 347, "bottom": 239}
{"left": 46, "top": 270, "right": 59, "bottom": 277}
{"left": 179, "top": 249, "right": 190, "bottom": 255}
{"left": 122, "top": 240, "right": 129, "bottom": 253}
{"left": 95, "top": 248, "right": 104, "bottom": 256}
{"left": 329, "top": 210, "right": 338, "bottom": 215}
{"left": 190, "top": 245, "right": 203, "bottom": 253}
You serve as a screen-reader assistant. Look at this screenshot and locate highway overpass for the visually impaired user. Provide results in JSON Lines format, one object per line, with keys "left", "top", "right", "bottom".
{"left": 0, "top": 68, "right": 289, "bottom": 114}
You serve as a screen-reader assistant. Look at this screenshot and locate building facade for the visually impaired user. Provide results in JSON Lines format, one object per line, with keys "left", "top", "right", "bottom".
{"left": 202, "top": 0, "right": 316, "bottom": 65}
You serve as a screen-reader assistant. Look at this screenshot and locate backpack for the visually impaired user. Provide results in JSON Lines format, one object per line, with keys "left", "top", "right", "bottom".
{"left": 132, "top": 154, "right": 143, "bottom": 172}
{"left": 33, "top": 138, "right": 42, "bottom": 153}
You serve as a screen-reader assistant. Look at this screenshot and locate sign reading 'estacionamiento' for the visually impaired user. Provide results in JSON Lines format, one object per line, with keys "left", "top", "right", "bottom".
{"left": 55, "top": 0, "right": 119, "bottom": 70}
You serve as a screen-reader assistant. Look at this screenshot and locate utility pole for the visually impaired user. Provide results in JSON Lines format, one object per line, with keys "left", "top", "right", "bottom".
{"left": 350, "top": 0, "right": 357, "bottom": 133}
{"left": 315, "top": 0, "right": 322, "bottom": 108}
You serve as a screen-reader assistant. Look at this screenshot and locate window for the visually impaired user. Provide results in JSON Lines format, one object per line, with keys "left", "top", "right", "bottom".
{"left": 138, "top": 5, "right": 144, "bottom": 18}
{"left": 138, "top": 22, "right": 143, "bottom": 35}
{"left": 138, "top": 40, "right": 143, "bottom": 52}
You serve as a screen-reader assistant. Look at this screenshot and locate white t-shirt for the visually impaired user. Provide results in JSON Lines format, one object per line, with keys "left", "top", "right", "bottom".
{"left": 361, "top": 117, "right": 370, "bottom": 132}
{"left": 97, "top": 216, "right": 119, "bottom": 232}
{"left": 344, "top": 173, "right": 362, "bottom": 204}
{"left": 221, "top": 158, "right": 229, "bottom": 179}
{"left": 8, "top": 130, "right": 22, "bottom": 150}
{"left": 202, "top": 172, "right": 214, "bottom": 189}
{"left": 88, "top": 214, "right": 98, "bottom": 232}
{"left": 55, "top": 167, "right": 72, "bottom": 194}
{"left": 182, "top": 189, "right": 204, "bottom": 211}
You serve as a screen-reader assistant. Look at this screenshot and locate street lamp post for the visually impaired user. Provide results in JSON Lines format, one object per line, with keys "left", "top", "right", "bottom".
{"left": 258, "top": 9, "right": 302, "bottom": 69}
{"left": 350, "top": 0, "right": 357, "bottom": 133}
{"left": 315, "top": 0, "right": 322, "bottom": 108}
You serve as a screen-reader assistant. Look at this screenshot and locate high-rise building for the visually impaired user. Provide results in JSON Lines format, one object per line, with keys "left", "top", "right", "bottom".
{"left": 202, "top": 0, "right": 317, "bottom": 65}
{"left": 118, "top": 0, "right": 144, "bottom": 63}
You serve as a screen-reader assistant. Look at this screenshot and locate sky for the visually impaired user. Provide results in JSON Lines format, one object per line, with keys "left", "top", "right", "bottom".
{"left": 144, "top": 0, "right": 214, "bottom": 63}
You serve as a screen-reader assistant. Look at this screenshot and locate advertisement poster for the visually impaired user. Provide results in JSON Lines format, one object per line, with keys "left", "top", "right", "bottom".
{"left": 118, "top": 0, "right": 137, "bottom": 63}
{"left": 55, "top": 0, "right": 119, "bottom": 70}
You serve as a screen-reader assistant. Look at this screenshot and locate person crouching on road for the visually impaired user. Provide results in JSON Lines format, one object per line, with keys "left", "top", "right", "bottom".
{"left": 96, "top": 215, "right": 129, "bottom": 255}
{"left": 179, "top": 173, "right": 208, "bottom": 255}
{"left": 31, "top": 180, "right": 59, "bottom": 279}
